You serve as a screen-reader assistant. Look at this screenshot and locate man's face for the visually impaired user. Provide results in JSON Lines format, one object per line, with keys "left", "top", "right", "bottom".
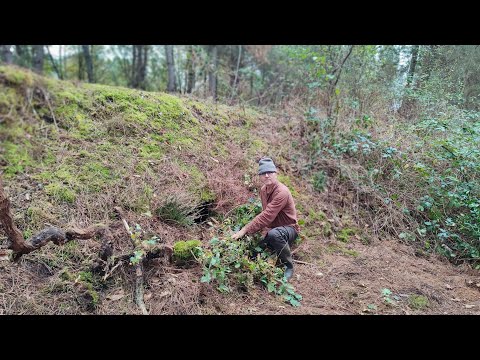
{"left": 259, "top": 171, "right": 277, "bottom": 186}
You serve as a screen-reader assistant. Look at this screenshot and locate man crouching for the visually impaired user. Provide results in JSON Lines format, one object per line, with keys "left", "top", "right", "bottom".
{"left": 232, "top": 157, "right": 300, "bottom": 281}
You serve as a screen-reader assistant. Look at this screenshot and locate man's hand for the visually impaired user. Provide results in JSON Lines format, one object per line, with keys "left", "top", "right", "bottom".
{"left": 231, "top": 228, "right": 247, "bottom": 240}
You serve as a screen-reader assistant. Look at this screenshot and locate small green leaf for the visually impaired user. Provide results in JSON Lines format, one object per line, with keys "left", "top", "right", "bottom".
{"left": 289, "top": 298, "right": 301, "bottom": 307}
{"left": 381, "top": 288, "right": 392, "bottom": 296}
{"left": 218, "top": 284, "right": 230, "bottom": 293}
{"left": 200, "top": 273, "right": 211, "bottom": 283}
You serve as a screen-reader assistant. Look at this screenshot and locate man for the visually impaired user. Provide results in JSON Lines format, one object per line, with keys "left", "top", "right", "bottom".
{"left": 231, "top": 157, "right": 300, "bottom": 281}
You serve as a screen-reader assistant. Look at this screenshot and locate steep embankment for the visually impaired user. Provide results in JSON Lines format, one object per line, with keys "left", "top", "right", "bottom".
{"left": 1, "top": 65, "right": 478, "bottom": 314}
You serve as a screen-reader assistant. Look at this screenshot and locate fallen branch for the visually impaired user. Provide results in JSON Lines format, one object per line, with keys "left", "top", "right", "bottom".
{"left": 114, "top": 206, "right": 148, "bottom": 315}
{"left": 39, "top": 87, "right": 59, "bottom": 131}
{"left": 1, "top": 178, "right": 173, "bottom": 314}
{"left": 1, "top": 177, "right": 115, "bottom": 264}
{"left": 293, "top": 259, "right": 316, "bottom": 266}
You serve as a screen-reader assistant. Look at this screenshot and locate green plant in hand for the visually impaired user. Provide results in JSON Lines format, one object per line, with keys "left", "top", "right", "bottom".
{"left": 198, "top": 199, "right": 302, "bottom": 307}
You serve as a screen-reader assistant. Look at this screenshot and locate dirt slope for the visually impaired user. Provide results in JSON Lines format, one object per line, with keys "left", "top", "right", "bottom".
{"left": 1, "top": 65, "right": 478, "bottom": 315}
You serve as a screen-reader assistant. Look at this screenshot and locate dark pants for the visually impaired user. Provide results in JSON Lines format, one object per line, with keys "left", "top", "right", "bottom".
{"left": 259, "top": 226, "right": 298, "bottom": 269}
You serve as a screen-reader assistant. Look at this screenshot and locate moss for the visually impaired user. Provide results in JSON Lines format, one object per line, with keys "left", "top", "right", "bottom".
{"left": 278, "top": 174, "right": 299, "bottom": 197}
{"left": 78, "top": 149, "right": 90, "bottom": 158}
{"left": 308, "top": 209, "right": 326, "bottom": 222}
{"left": 55, "top": 242, "right": 82, "bottom": 262}
{"left": 0, "top": 141, "right": 34, "bottom": 177}
{"left": 312, "top": 170, "right": 327, "bottom": 192}
{"left": 323, "top": 222, "right": 333, "bottom": 237}
{"left": 0, "top": 85, "right": 20, "bottom": 110}
{"left": 44, "top": 279, "right": 71, "bottom": 294}
{"left": 80, "top": 161, "right": 115, "bottom": 191}
{"left": 0, "top": 122, "right": 26, "bottom": 141}
{"left": 23, "top": 229, "right": 33, "bottom": 240}
{"left": 200, "top": 189, "right": 216, "bottom": 202}
{"left": 74, "top": 117, "right": 99, "bottom": 140}
{"left": 44, "top": 182, "right": 76, "bottom": 203}
{"left": 96, "top": 141, "right": 115, "bottom": 153}
{"left": 59, "top": 269, "right": 75, "bottom": 281}
{"left": 340, "top": 248, "right": 359, "bottom": 257}
{"left": 52, "top": 165, "right": 77, "bottom": 183}
{"left": 120, "top": 183, "right": 153, "bottom": 214}
{"left": 209, "top": 143, "right": 229, "bottom": 158}
{"left": 66, "top": 269, "right": 101, "bottom": 307}
{"left": 54, "top": 102, "right": 88, "bottom": 130}
{"left": 55, "top": 88, "right": 89, "bottom": 105}
{"left": 85, "top": 285, "right": 99, "bottom": 306}
{"left": 177, "top": 161, "right": 214, "bottom": 202}
{"left": 408, "top": 294, "right": 429, "bottom": 310}
{"left": 79, "top": 270, "right": 93, "bottom": 284}
{"left": 36, "top": 164, "right": 78, "bottom": 190}
{"left": 327, "top": 243, "right": 359, "bottom": 257}
{"left": 140, "top": 143, "right": 164, "bottom": 159}
{"left": 41, "top": 149, "right": 57, "bottom": 165}
{"left": 89, "top": 86, "right": 196, "bottom": 138}
{"left": 0, "top": 65, "right": 35, "bottom": 86}
{"left": 26, "top": 202, "right": 57, "bottom": 228}
{"left": 360, "top": 235, "right": 371, "bottom": 245}
{"left": 173, "top": 240, "right": 202, "bottom": 261}
{"left": 337, "top": 227, "right": 356, "bottom": 243}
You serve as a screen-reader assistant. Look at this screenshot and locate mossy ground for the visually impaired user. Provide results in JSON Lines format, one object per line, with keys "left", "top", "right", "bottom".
{"left": 0, "top": 65, "right": 478, "bottom": 315}
{"left": 0, "top": 65, "right": 271, "bottom": 314}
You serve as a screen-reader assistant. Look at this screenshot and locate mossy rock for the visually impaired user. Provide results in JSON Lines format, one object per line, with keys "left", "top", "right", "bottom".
{"left": 408, "top": 294, "right": 429, "bottom": 310}
{"left": 173, "top": 240, "right": 202, "bottom": 263}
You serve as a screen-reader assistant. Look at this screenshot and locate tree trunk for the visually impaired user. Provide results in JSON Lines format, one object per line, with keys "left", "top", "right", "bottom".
{"left": 15, "top": 45, "right": 23, "bottom": 57}
{"left": 165, "top": 45, "right": 177, "bottom": 92}
{"left": 130, "top": 45, "right": 137, "bottom": 87}
{"left": 138, "top": 45, "right": 148, "bottom": 90}
{"left": 62, "top": 45, "right": 68, "bottom": 79}
{"left": 326, "top": 45, "right": 354, "bottom": 118}
{"left": 130, "top": 45, "right": 148, "bottom": 89}
{"left": 46, "top": 45, "right": 63, "bottom": 79}
{"left": 406, "top": 45, "right": 419, "bottom": 87}
{"left": 82, "top": 45, "right": 95, "bottom": 83}
{"left": 59, "top": 45, "right": 63, "bottom": 78}
{"left": 32, "top": 45, "right": 44, "bottom": 74}
{"left": 230, "top": 45, "right": 242, "bottom": 101}
{"left": 186, "top": 45, "right": 195, "bottom": 93}
{"left": 208, "top": 45, "right": 218, "bottom": 100}
{"left": 399, "top": 45, "right": 420, "bottom": 117}
{"left": 78, "top": 50, "right": 84, "bottom": 80}
{"left": 1, "top": 45, "right": 13, "bottom": 64}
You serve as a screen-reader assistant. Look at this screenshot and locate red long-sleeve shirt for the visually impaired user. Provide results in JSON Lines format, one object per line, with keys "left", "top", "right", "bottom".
{"left": 244, "top": 181, "right": 300, "bottom": 235}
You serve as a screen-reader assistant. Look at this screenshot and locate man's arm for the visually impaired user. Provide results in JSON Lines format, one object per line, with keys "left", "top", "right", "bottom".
{"left": 231, "top": 192, "right": 288, "bottom": 240}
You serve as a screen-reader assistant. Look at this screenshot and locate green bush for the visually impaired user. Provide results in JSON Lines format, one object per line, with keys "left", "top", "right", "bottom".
{"left": 156, "top": 195, "right": 199, "bottom": 227}
{"left": 312, "top": 170, "right": 327, "bottom": 192}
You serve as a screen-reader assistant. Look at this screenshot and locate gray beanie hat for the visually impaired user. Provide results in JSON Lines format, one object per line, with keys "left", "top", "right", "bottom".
{"left": 258, "top": 157, "right": 277, "bottom": 175}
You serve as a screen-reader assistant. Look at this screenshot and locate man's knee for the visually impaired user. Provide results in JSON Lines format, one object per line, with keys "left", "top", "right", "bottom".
{"left": 265, "top": 228, "right": 283, "bottom": 246}
{"left": 265, "top": 228, "right": 279, "bottom": 240}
